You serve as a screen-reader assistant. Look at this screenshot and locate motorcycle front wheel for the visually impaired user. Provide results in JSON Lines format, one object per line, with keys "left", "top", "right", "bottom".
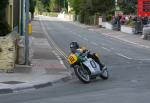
{"left": 74, "top": 65, "right": 91, "bottom": 83}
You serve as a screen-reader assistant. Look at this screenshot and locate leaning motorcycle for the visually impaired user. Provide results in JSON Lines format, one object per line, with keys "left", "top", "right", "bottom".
{"left": 67, "top": 51, "right": 109, "bottom": 83}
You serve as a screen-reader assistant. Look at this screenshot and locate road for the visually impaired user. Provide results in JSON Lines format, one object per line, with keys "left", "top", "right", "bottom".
{"left": 0, "top": 16, "right": 150, "bottom": 103}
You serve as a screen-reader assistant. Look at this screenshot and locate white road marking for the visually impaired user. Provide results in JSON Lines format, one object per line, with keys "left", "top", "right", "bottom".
{"left": 110, "top": 48, "right": 115, "bottom": 50}
{"left": 83, "top": 37, "right": 88, "bottom": 41}
{"left": 39, "top": 17, "right": 67, "bottom": 69}
{"left": 117, "top": 53, "right": 132, "bottom": 60}
{"left": 91, "top": 42, "right": 98, "bottom": 46}
{"left": 133, "top": 58, "right": 150, "bottom": 61}
{"left": 101, "top": 47, "right": 111, "bottom": 51}
{"left": 101, "top": 33, "right": 150, "bottom": 49}
{"left": 78, "top": 35, "right": 82, "bottom": 38}
{"left": 101, "top": 43, "right": 106, "bottom": 46}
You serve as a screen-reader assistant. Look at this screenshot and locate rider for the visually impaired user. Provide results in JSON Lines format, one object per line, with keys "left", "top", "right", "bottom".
{"left": 69, "top": 42, "right": 105, "bottom": 70}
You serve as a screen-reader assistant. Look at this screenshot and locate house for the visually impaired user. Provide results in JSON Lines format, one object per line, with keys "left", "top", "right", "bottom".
{"left": 5, "top": 0, "right": 20, "bottom": 31}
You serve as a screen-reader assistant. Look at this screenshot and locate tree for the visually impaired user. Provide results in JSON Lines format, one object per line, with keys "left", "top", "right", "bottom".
{"left": 42, "top": 0, "right": 50, "bottom": 12}
{"left": 35, "top": 0, "right": 45, "bottom": 14}
{"left": 48, "top": 0, "right": 66, "bottom": 12}
{"left": 68, "top": 0, "right": 115, "bottom": 22}
{"left": 118, "top": 0, "right": 137, "bottom": 14}
{"left": 0, "top": 0, "right": 11, "bottom": 36}
{"left": 49, "top": 0, "right": 59, "bottom": 12}
{"left": 29, "top": 0, "right": 36, "bottom": 20}
{"left": 0, "top": 0, "right": 9, "bottom": 20}
{"left": 68, "top": 0, "right": 114, "bottom": 15}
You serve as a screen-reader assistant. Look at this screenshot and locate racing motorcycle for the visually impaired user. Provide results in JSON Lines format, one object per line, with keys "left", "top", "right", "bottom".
{"left": 67, "top": 51, "right": 109, "bottom": 83}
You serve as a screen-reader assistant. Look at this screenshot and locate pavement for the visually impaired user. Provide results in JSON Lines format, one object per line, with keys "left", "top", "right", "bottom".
{"left": 0, "top": 17, "right": 72, "bottom": 94}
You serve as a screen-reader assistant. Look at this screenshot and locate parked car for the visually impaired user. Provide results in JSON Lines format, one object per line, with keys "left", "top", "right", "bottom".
{"left": 142, "top": 23, "right": 150, "bottom": 40}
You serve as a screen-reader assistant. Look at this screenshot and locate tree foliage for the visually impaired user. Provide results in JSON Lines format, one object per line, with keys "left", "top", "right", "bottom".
{"left": 68, "top": 0, "right": 115, "bottom": 15}
{"left": 49, "top": 0, "right": 60, "bottom": 12}
{"left": 118, "top": 0, "right": 137, "bottom": 14}
{"left": 0, "top": 0, "right": 9, "bottom": 20}
{"left": 35, "top": 0, "right": 45, "bottom": 13}
{"left": 34, "top": 0, "right": 67, "bottom": 12}
{"left": 48, "top": 0, "right": 67, "bottom": 12}
{"left": 29, "top": 0, "right": 36, "bottom": 14}
{"left": 0, "top": 0, "right": 11, "bottom": 36}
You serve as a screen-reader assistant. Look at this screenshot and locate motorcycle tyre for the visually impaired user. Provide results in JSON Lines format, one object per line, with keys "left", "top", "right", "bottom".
{"left": 74, "top": 66, "right": 91, "bottom": 83}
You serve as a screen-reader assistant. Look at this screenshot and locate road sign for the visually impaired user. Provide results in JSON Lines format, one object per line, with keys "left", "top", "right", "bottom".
{"left": 138, "top": 0, "right": 150, "bottom": 16}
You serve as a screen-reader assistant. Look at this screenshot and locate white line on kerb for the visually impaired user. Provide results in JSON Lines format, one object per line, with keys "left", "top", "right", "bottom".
{"left": 117, "top": 53, "right": 132, "bottom": 60}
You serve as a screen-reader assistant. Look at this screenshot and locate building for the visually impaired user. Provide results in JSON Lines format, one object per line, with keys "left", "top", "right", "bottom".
{"left": 5, "top": 0, "right": 20, "bottom": 31}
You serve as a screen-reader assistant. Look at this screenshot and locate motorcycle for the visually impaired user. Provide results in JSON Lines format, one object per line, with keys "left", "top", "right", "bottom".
{"left": 67, "top": 51, "right": 109, "bottom": 83}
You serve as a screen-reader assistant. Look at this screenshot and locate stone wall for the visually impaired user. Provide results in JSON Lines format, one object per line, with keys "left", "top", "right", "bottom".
{"left": 0, "top": 34, "right": 16, "bottom": 72}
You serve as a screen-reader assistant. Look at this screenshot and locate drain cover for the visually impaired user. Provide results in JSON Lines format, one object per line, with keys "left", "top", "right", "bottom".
{"left": 0, "top": 81, "right": 24, "bottom": 84}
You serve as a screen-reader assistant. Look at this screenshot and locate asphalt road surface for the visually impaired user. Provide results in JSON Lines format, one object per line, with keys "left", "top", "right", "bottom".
{"left": 0, "top": 16, "right": 150, "bottom": 103}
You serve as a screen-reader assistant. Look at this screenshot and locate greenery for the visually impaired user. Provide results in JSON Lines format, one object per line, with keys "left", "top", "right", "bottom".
{"left": 106, "top": 15, "right": 113, "bottom": 22}
{"left": 0, "top": 22, "right": 11, "bottom": 36}
{"left": 33, "top": 0, "right": 137, "bottom": 25}
{"left": 48, "top": 0, "right": 60, "bottom": 12}
{"left": 0, "top": 0, "right": 9, "bottom": 20}
{"left": 35, "top": 0, "right": 45, "bottom": 14}
{"left": 126, "top": 19, "right": 135, "bottom": 27}
{"left": 68, "top": 0, "right": 115, "bottom": 23}
{"left": 49, "top": 12, "right": 58, "bottom": 17}
{"left": 35, "top": 0, "right": 67, "bottom": 13}
{"left": 29, "top": 0, "right": 36, "bottom": 19}
{"left": 118, "top": 0, "right": 137, "bottom": 14}
{"left": 0, "top": 0, "right": 11, "bottom": 36}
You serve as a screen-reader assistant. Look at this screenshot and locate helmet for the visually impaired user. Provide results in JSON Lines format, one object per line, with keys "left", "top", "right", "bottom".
{"left": 70, "top": 42, "right": 79, "bottom": 52}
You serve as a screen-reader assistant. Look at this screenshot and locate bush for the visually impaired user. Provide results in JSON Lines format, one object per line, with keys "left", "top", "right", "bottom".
{"left": 0, "top": 22, "right": 11, "bottom": 36}
{"left": 106, "top": 15, "right": 112, "bottom": 22}
{"left": 49, "top": 12, "right": 58, "bottom": 17}
{"left": 126, "top": 19, "right": 135, "bottom": 27}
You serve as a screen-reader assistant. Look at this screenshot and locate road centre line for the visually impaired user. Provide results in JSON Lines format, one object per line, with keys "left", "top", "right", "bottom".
{"left": 39, "top": 16, "right": 68, "bottom": 68}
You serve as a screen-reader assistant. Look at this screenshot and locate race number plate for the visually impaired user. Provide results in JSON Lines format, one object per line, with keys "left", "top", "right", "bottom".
{"left": 68, "top": 54, "right": 78, "bottom": 65}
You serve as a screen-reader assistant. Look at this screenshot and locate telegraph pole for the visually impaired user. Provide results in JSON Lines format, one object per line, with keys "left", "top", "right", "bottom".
{"left": 25, "top": 0, "right": 30, "bottom": 65}
{"left": 64, "top": 0, "right": 66, "bottom": 8}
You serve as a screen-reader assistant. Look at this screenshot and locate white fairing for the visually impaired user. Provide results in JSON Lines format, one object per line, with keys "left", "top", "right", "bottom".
{"left": 83, "top": 58, "right": 101, "bottom": 75}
